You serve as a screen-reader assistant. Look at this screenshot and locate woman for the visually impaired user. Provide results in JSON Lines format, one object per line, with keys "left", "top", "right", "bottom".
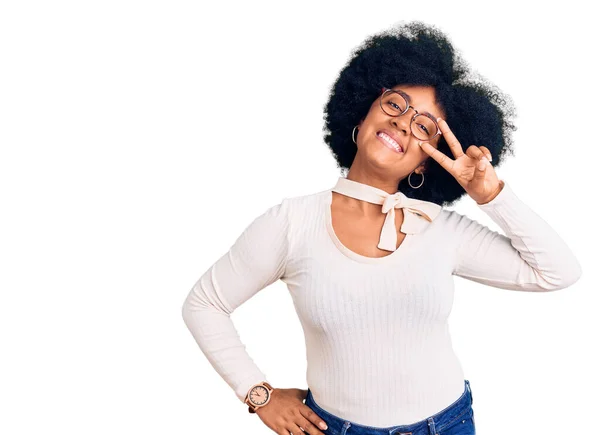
{"left": 182, "top": 22, "right": 581, "bottom": 435}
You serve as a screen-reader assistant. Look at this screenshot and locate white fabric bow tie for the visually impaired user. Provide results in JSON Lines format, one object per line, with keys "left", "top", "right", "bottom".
{"left": 331, "top": 176, "right": 442, "bottom": 252}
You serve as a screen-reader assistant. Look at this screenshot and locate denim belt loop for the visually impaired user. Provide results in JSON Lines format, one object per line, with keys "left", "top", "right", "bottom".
{"left": 466, "top": 380, "right": 473, "bottom": 405}
{"left": 427, "top": 416, "right": 437, "bottom": 435}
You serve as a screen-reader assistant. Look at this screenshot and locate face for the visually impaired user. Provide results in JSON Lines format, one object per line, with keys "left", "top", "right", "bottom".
{"left": 354, "top": 84, "right": 446, "bottom": 181}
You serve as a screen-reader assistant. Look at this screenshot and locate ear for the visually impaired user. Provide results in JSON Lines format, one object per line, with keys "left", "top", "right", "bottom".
{"left": 414, "top": 161, "right": 427, "bottom": 175}
{"left": 358, "top": 118, "right": 364, "bottom": 128}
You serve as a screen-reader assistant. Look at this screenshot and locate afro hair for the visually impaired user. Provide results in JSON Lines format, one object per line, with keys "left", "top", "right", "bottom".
{"left": 322, "top": 21, "right": 518, "bottom": 207}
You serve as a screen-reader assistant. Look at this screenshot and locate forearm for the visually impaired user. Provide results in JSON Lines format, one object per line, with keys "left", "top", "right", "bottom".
{"left": 454, "top": 181, "right": 582, "bottom": 291}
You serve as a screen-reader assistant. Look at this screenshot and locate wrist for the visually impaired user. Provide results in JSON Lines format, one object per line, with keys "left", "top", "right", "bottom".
{"left": 244, "top": 381, "right": 274, "bottom": 413}
{"left": 476, "top": 180, "right": 504, "bottom": 205}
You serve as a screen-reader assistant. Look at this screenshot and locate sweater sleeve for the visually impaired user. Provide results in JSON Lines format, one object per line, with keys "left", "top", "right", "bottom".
{"left": 181, "top": 200, "right": 289, "bottom": 403}
{"left": 451, "top": 181, "right": 582, "bottom": 291}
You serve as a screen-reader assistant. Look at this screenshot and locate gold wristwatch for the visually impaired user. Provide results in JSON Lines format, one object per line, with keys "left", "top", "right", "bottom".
{"left": 244, "top": 381, "right": 274, "bottom": 413}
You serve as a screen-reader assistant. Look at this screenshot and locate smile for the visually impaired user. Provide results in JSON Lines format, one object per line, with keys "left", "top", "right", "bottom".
{"left": 376, "top": 132, "right": 404, "bottom": 153}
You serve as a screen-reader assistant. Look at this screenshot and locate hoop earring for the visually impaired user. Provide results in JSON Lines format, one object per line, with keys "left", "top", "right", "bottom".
{"left": 408, "top": 171, "right": 424, "bottom": 189}
{"left": 352, "top": 125, "right": 359, "bottom": 145}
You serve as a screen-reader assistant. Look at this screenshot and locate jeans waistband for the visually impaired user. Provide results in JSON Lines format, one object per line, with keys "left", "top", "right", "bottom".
{"left": 304, "top": 379, "right": 474, "bottom": 435}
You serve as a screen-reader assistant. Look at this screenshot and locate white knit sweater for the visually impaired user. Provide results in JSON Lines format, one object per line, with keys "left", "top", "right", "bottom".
{"left": 181, "top": 179, "right": 581, "bottom": 427}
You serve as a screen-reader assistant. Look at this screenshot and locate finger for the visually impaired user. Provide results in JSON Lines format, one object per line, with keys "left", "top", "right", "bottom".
{"left": 295, "top": 416, "right": 325, "bottom": 435}
{"left": 479, "top": 145, "right": 493, "bottom": 161}
{"left": 418, "top": 140, "right": 455, "bottom": 174}
{"left": 465, "top": 145, "right": 486, "bottom": 162}
{"left": 300, "top": 407, "right": 328, "bottom": 432}
{"left": 474, "top": 156, "right": 488, "bottom": 177}
{"left": 437, "top": 117, "right": 465, "bottom": 159}
{"left": 283, "top": 426, "right": 308, "bottom": 435}
{"left": 289, "top": 422, "right": 315, "bottom": 435}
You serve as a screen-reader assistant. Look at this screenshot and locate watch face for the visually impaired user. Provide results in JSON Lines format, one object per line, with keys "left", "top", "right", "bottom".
{"left": 249, "top": 385, "right": 269, "bottom": 405}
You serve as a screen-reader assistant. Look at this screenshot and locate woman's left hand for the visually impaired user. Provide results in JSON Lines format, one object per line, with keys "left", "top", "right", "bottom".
{"left": 418, "top": 117, "right": 503, "bottom": 205}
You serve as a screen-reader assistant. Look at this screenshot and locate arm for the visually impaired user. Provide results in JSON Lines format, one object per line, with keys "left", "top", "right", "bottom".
{"left": 452, "top": 181, "right": 582, "bottom": 291}
{"left": 181, "top": 200, "right": 289, "bottom": 403}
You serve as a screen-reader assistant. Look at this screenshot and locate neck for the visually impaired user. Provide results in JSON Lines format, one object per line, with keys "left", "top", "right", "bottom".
{"left": 334, "top": 169, "right": 399, "bottom": 217}
{"left": 345, "top": 167, "right": 400, "bottom": 195}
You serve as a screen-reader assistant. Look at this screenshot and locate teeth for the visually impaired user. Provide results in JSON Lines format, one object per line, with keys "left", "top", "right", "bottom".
{"left": 378, "top": 132, "right": 402, "bottom": 152}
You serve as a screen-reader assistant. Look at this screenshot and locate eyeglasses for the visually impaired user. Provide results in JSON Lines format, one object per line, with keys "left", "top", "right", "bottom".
{"left": 379, "top": 87, "right": 442, "bottom": 142}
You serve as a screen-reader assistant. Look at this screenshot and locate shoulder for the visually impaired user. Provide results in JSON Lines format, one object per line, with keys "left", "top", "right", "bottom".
{"left": 283, "top": 188, "right": 330, "bottom": 206}
{"left": 424, "top": 206, "right": 462, "bottom": 229}
{"left": 424, "top": 207, "right": 480, "bottom": 246}
{"left": 436, "top": 207, "right": 467, "bottom": 226}
{"left": 255, "top": 188, "right": 329, "bottom": 230}
{"left": 279, "top": 188, "right": 330, "bottom": 218}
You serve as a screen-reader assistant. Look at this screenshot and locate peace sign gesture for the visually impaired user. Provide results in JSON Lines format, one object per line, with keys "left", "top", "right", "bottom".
{"left": 418, "top": 117, "right": 504, "bottom": 205}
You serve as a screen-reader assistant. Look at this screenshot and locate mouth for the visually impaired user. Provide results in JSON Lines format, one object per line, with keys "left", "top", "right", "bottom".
{"left": 376, "top": 130, "right": 404, "bottom": 153}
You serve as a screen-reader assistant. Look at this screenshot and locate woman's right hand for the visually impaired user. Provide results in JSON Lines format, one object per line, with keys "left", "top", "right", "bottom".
{"left": 255, "top": 388, "right": 329, "bottom": 435}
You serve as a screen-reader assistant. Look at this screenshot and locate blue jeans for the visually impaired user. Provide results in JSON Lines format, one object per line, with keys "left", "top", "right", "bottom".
{"left": 304, "top": 379, "right": 476, "bottom": 435}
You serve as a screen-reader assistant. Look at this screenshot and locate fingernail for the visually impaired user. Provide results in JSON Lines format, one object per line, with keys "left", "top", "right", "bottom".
{"left": 487, "top": 154, "right": 492, "bottom": 162}
{"left": 418, "top": 141, "right": 422, "bottom": 147}
{"left": 320, "top": 422, "right": 328, "bottom": 429}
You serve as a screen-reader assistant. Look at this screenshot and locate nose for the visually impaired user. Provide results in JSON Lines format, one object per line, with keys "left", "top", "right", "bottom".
{"left": 390, "top": 115, "right": 411, "bottom": 138}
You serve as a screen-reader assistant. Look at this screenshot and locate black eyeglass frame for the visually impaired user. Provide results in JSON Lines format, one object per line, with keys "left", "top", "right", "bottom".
{"left": 379, "top": 87, "right": 442, "bottom": 142}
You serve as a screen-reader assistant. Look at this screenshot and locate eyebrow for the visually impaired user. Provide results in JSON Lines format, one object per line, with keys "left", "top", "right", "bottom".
{"left": 398, "top": 90, "right": 438, "bottom": 120}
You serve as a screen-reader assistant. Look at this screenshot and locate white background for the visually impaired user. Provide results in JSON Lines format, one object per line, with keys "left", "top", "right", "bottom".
{"left": 1, "top": 1, "right": 597, "bottom": 434}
